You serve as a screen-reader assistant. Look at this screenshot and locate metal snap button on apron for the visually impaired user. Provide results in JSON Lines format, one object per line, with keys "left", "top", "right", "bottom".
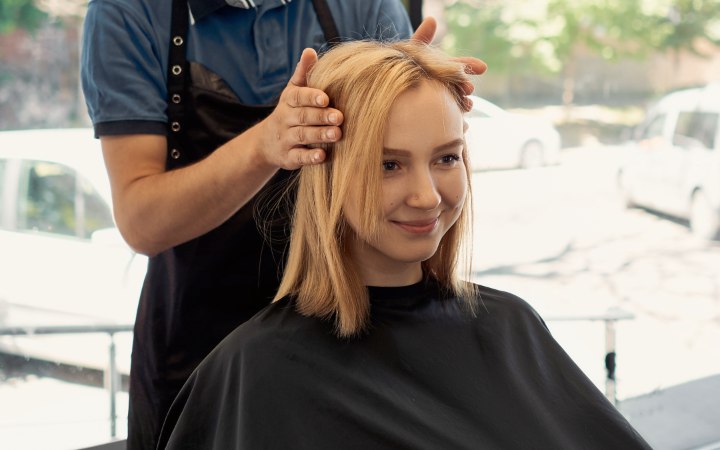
{"left": 170, "top": 148, "right": 181, "bottom": 159}
{"left": 171, "top": 122, "right": 181, "bottom": 132}
{"left": 172, "top": 65, "right": 182, "bottom": 75}
{"left": 173, "top": 36, "right": 184, "bottom": 46}
{"left": 172, "top": 94, "right": 182, "bottom": 104}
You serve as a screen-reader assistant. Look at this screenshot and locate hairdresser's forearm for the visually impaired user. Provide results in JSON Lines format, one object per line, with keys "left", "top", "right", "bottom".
{"left": 101, "top": 127, "right": 279, "bottom": 256}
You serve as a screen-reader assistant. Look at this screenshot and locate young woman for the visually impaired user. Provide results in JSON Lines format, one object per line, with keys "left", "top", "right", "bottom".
{"left": 157, "top": 41, "right": 650, "bottom": 449}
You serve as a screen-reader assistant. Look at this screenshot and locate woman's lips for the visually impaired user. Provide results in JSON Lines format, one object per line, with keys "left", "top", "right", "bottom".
{"left": 391, "top": 218, "right": 439, "bottom": 234}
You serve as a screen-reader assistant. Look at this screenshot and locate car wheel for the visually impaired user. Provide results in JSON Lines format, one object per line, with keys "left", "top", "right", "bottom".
{"left": 520, "top": 140, "right": 544, "bottom": 169}
{"left": 690, "top": 190, "right": 720, "bottom": 240}
{"left": 616, "top": 170, "right": 636, "bottom": 209}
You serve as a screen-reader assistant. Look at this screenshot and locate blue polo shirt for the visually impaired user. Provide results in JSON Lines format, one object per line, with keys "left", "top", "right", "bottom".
{"left": 81, "top": 0, "right": 412, "bottom": 136}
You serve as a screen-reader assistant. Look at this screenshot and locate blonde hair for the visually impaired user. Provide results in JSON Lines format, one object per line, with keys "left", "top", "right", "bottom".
{"left": 274, "top": 40, "right": 476, "bottom": 337}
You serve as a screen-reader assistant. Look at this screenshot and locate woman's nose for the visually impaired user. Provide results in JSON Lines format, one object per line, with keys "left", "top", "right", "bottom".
{"left": 406, "top": 170, "right": 441, "bottom": 210}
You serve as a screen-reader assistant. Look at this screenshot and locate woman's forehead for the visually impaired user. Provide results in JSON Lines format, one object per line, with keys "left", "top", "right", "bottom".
{"left": 383, "top": 81, "right": 465, "bottom": 151}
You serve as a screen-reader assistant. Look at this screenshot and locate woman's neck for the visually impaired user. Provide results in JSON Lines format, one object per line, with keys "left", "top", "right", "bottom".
{"left": 357, "top": 262, "right": 423, "bottom": 287}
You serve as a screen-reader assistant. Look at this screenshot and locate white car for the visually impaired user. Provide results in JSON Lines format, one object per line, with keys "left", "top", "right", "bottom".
{"left": 464, "top": 95, "right": 561, "bottom": 171}
{"left": 617, "top": 84, "right": 720, "bottom": 240}
{"left": 0, "top": 128, "right": 146, "bottom": 325}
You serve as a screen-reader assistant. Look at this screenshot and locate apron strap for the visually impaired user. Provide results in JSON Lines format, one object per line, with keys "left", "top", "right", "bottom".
{"left": 311, "top": 0, "right": 340, "bottom": 46}
{"left": 166, "top": 0, "right": 190, "bottom": 166}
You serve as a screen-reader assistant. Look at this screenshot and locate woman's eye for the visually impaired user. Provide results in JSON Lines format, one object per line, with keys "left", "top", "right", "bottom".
{"left": 382, "top": 160, "right": 400, "bottom": 171}
{"left": 439, "top": 154, "right": 461, "bottom": 165}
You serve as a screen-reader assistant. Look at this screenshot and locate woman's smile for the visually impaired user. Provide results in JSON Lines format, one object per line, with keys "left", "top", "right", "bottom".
{"left": 390, "top": 217, "right": 440, "bottom": 234}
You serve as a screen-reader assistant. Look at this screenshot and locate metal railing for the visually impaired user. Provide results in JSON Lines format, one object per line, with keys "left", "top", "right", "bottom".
{"left": 0, "top": 302, "right": 132, "bottom": 438}
{"left": 545, "top": 307, "right": 636, "bottom": 405}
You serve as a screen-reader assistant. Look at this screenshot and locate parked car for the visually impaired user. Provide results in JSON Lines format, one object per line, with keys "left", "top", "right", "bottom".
{"left": 464, "top": 95, "right": 561, "bottom": 170}
{"left": 617, "top": 84, "right": 720, "bottom": 240}
{"left": 0, "top": 128, "right": 146, "bottom": 324}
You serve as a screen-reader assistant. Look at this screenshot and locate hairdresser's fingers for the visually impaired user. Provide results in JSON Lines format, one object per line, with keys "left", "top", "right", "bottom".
{"left": 285, "top": 48, "right": 334, "bottom": 109}
{"left": 285, "top": 103, "right": 343, "bottom": 128}
{"left": 289, "top": 48, "right": 318, "bottom": 88}
{"left": 287, "top": 147, "right": 328, "bottom": 168}
{"left": 453, "top": 56, "right": 488, "bottom": 97}
{"left": 455, "top": 56, "right": 488, "bottom": 76}
{"left": 410, "top": 18, "right": 487, "bottom": 78}
{"left": 411, "top": 17, "right": 437, "bottom": 44}
{"left": 256, "top": 47, "right": 345, "bottom": 170}
{"left": 410, "top": 20, "right": 487, "bottom": 97}
{"left": 286, "top": 124, "right": 343, "bottom": 148}
{"left": 283, "top": 84, "right": 332, "bottom": 109}
{"left": 460, "top": 96, "right": 474, "bottom": 113}
{"left": 256, "top": 113, "right": 338, "bottom": 170}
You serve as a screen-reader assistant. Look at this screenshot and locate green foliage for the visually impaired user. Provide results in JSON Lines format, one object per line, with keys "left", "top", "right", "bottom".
{"left": 443, "top": 2, "right": 544, "bottom": 75}
{"left": 544, "top": 0, "right": 657, "bottom": 60}
{"left": 443, "top": 0, "right": 720, "bottom": 76}
{"left": 652, "top": 0, "right": 720, "bottom": 56}
{"left": 0, "top": 0, "right": 47, "bottom": 34}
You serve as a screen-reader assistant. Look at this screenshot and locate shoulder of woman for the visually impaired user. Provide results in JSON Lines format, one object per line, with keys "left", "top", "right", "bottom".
{"left": 469, "top": 283, "right": 546, "bottom": 324}
{"left": 205, "top": 295, "right": 332, "bottom": 360}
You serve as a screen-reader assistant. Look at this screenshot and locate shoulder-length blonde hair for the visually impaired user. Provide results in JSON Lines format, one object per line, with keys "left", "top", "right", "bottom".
{"left": 274, "top": 40, "right": 476, "bottom": 337}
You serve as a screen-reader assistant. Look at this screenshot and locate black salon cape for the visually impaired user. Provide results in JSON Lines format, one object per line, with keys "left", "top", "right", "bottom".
{"left": 157, "top": 280, "right": 651, "bottom": 449}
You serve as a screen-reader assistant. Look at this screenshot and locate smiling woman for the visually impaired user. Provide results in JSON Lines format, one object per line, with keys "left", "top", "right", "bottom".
{"left": 277, "top": 40, "right": 475, "bottom": 338}
{"left": 156, "top": 41, "right": 651, "bottom": 450}
{"left": 346, "top": 83, "right": 466, "bottom": 281}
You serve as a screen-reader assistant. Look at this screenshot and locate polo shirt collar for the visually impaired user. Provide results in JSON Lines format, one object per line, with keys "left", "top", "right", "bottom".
{"left": 187, "top": 0, "right": 292, "bottom": 22}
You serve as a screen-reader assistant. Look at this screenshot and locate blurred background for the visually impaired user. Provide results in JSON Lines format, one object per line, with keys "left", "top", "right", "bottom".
{"left": 1, "top": 0, "right": 719, "bottom": 449}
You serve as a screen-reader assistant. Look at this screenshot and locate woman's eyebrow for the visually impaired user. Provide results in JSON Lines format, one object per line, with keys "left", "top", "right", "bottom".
{"left": 383, "top": 138, "right": 465, "bottom": 156}
{"left": 433, "top": 138, "right": 465, "bottom": 153}
{"left": 382, "top": 148, "right": 413, "bottom": 157}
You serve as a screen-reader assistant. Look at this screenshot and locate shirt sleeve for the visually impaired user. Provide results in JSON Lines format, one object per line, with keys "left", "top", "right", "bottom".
{"left": 81, "top": 0, "right": 169, "bottom": 137}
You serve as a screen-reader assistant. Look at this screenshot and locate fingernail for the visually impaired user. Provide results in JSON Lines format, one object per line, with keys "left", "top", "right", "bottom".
{"left": 313, "top": 152, "right": 321, "bottom": 163}
{"left": 328, "top": 113, "right": 338, "bottom": 124}
{"left": 326, "top": 129, "right": 336, "bottom": 140}
{"left": 316, "top": 95, "right": 325, "bottom": 106}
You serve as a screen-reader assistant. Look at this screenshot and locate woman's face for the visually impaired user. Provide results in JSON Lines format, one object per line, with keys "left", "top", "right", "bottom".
{"left": 344, "top": 80, "right": 467, "bottom": 286}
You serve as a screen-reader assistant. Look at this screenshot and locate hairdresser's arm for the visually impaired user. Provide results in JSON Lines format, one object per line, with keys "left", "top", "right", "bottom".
{"left": 101, "top": 49, "right": 341, "bottom": 257}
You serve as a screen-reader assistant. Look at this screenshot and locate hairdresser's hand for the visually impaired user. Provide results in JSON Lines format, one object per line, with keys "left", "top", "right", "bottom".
{"left": 254, "top": 48, "right": 342, "bottom": 170}
{"left": 412, "top": 17, "right": 487, "bottom": 110}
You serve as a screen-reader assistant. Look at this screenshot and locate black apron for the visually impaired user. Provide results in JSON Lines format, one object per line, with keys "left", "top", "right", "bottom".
{"left": 127, "top": 1, "right": 340, "bottom": 448}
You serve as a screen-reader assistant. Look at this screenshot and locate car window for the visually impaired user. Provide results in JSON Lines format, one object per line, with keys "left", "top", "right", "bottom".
{"left": 15, "top": 160, "right": 114, "bottom": 239}
{"left": 78, "top": 173, "right": 115, "bottom": 238}
{"left": 673, "top": 111, "right": 718, "bottom": 150}
{"left": 639, "top": 113, "right": 666, "bottom": 140}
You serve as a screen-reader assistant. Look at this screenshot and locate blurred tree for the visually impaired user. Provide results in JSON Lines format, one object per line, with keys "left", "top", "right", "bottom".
{"left": 0, "top": 0, "right": 47, "bottom": 34}
{"left": 443, "top": 0, "right": 651, "bottom": 107}
{"left": 0, "top": 0, "right": 87, "bottom": 129}
{"left": 652, "top": 0, "right": 720, "bottom": 54}
{"left": 443, "top": 1, "right": 531, "bottom": 75}
{"left": 543, "top": 0, "right": 652, "bottom": 108}
{"left": 35, "top": 0, "right": 86, "bottom": 18}
{"left": 443, "top": 0, "right": 720, "bottom": 107}
{"left": 649, "top": 0, "right": 720, "bottom": 76}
